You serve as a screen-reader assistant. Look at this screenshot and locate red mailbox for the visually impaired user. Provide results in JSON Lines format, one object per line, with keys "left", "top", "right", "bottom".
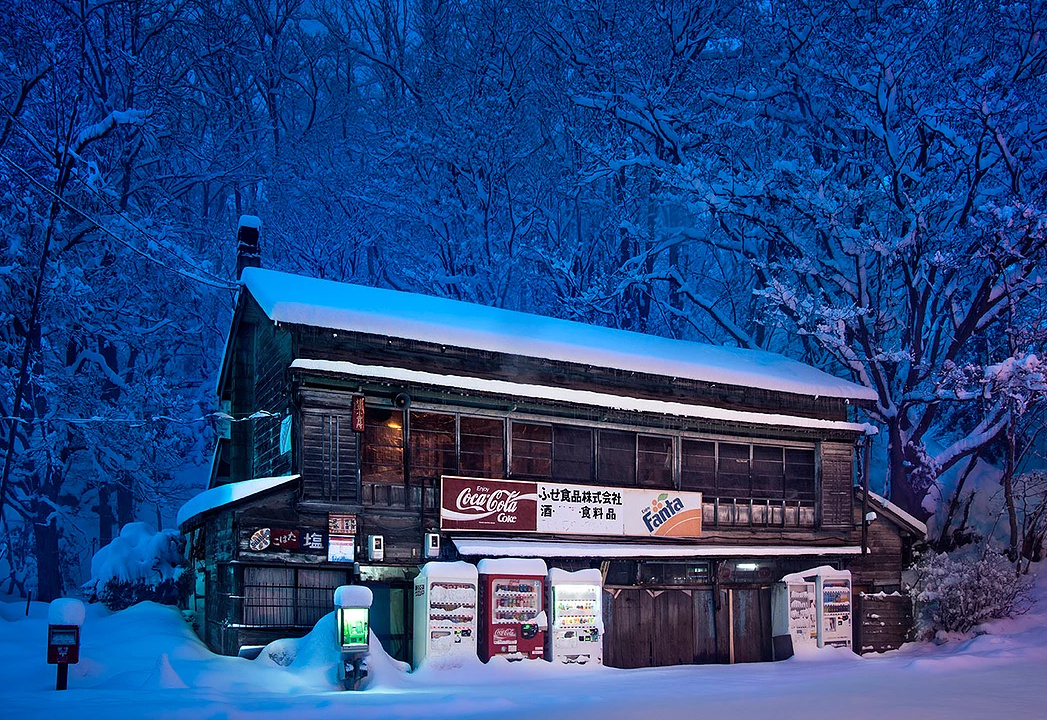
{"left": 47, "top": 625, "right": 81, "bottom": 665}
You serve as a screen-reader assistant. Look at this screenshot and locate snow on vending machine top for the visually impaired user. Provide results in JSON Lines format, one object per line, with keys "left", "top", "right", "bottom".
{"left": 413, "top": 561, "right": 479, "bottom": 669}
{"left": 548, "top": 567, "right": 603, "bottom": 665}
{"left": 477, "top": 557, "right": 548, "bottom": 662}
{"left": 772, "top": 565, "right": 852, "bottom": 658}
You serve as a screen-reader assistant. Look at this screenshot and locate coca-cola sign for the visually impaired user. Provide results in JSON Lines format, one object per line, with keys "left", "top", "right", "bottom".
{"left": 440, "top": 477, "right": 538, "bottom": 532}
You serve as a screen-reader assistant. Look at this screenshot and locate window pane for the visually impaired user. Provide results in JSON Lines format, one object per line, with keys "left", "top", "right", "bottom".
{"left": 785, "top": 448, "right": 816, "bottom": 501}
{"left": 362, "top": 407, "right": 403, "bottom": 483}
{"left": 552, "top": 425, "right": 592, "bottom": 482}
{"left": 637, "top": 435, "right": 673, "bottom": 489}
{"left": 718, "top": 443, "right": 750, "bottom": 496}
{"left": 511, "top": 422, "right": 552, "bottom": 478}
{"left": 752, "top": 445, "right": 784, "bottom": 498}
{"left": 598, "top": 430, "right": 636, "bottom": 487}
{"left": 681, "top": 440, "right": 716, "bottom": 493}
{"left": 410, "top": 412, "right": 456, "bottom": 482}
{"left": 459, "top": 416, "right": 504, "bottom": 478}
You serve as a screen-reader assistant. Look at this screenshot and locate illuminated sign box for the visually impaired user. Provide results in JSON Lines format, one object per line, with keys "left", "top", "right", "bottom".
{"left": 337, "top": 607, "right": 370, "bottom": 651}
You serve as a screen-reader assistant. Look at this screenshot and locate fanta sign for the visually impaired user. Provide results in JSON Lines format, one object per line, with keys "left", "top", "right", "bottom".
{"left": 441, "top": 476, "right": 702, "bottom": 538}
{"left": 639, "top": 494, "right": 704, "bottom": 538}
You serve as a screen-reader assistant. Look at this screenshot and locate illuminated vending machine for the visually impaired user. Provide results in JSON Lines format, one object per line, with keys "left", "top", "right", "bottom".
{"left": 772, "top": 566, "right": 852, "bottom": 656}
{"left": 477, "top": 558, "right": 548, "bottom": 662}
{"left": 547, "top": 568, "right": 603, "bottom": 665}
{"left": 412, "top": 561, "right": 479, "bottom": 668}
{"left": 816, "top": 569, "right": 852, "bottom": 649}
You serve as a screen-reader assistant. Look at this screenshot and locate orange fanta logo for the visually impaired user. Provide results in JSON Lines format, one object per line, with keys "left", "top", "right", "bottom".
{"left": 642, "top": 494, "right": 703, "bottom": 537}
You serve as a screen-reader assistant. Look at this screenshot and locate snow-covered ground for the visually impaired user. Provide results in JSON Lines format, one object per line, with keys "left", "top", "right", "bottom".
{"left": 5, "top": 572, "right": 1047, "bottom": 720}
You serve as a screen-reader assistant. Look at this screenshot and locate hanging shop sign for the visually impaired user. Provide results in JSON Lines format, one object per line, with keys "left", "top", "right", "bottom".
{"left": 439, "top": 476, "right": 703, "bottom": 538}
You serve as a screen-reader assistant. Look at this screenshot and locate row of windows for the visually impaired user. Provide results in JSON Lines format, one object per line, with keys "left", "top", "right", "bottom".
{"left": 361, "top": 408, "right": 817, "bottom": 500}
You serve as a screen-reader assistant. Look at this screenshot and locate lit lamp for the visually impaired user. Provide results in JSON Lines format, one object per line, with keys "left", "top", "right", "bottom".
{"left": 47, "top": 598, "right": 86, "bottom": 691}
{"left": 334, "top": 585, "right": 373, "bottom": 690}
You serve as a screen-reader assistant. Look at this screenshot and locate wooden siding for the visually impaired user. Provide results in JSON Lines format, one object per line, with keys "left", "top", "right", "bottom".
{"left": 856, "top": 593, "right": 912, "bottom": 653}
{"left": 252, "top": 320, "right": 292, "bottom": 478}
{"left": 819, "top": 442, "right": 854, "bottom": 529}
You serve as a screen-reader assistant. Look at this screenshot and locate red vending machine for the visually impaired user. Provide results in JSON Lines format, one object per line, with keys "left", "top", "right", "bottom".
{"left": 477, "top": 558, "right": 548, "bottom": 661}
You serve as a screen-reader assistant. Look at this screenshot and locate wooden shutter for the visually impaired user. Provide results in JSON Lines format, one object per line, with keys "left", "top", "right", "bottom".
{"left": 819, "top": 442, "right": 854, "bottom": 529}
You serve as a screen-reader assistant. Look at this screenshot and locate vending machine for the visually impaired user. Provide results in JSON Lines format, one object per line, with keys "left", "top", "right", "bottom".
{"left": 477, "top": 558, "right": 548, "bottom": 662}
{"left": 547, "top": 568, "right": 603, "bottom": 665}
{"left": 818, "top": 571, "right": 852, "bottom": 649}
{"left": 771, "top": 578, "right": 817, "bottom": 659}
{"left": 412, "top": 561, "right": 479, "bottom": 668}
{"left": 772, "top": 566, "right": 852, "bottom": 657}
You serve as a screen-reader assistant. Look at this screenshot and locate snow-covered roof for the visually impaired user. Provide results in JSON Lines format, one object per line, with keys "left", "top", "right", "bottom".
{"left": 291, "top": 359, "right": 875, "bottom": 434}
{"left": 452, "top": 537, "right": 863, "bottom": 559}
{"left": 860, "top": 488, "right": 928, "bottom": 539}
{"left": 242, "top": 268, "right": 877, "bottom": 401}
{"left": 176, "top": 475, "right": 299, "bottom": 528}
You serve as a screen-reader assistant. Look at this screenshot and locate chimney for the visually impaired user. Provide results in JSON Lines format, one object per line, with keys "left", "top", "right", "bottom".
{"left": 236, "top": 215, "right": 262, "bottom": 278}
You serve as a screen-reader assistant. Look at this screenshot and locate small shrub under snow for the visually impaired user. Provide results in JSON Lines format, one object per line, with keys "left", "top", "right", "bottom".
{"left": 911, "top": 547, "right": 1033, "bottom": 636}
{"left": 82, "top": 523, "right": 190, "bottom": 611}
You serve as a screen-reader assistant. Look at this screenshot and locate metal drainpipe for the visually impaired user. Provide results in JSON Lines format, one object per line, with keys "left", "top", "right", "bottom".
{"left": 861, "top": 435, "right": 872, "bottom": 555}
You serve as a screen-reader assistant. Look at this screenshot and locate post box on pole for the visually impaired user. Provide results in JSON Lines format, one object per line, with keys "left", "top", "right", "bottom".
{"left": 47, "top": 599, "right": 86, "bottom": 691}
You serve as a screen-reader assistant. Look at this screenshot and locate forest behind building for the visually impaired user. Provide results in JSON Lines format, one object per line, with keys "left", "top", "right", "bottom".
{"left": 0, "top": 0, "right": 1045, "bottom": 599}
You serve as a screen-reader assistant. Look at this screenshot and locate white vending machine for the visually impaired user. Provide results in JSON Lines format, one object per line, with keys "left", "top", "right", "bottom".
{"left": 413, "top": 561, "right": 479, "bottom": 668}
{"left": 772, "top": 566, "right": 852, "bottom": 657}
{"left": 547, "top": 568, "right": 603, "bottom": 665}
{"left": 771, "top": 578, "right": 817, "bottom": 659}
{"left": 817, "top": 571, "right": 852, "bottom": 649}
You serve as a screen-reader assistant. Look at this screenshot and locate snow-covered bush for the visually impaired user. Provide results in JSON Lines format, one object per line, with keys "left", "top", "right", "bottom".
{"left": 911, "top": 548, "right": 1033, "bottom": 636}
{"left": 82, "top": 523, "right": 190, "bottom": 611}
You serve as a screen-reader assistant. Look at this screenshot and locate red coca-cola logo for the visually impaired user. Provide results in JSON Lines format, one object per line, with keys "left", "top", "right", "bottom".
{"left": 456, "top": 488, "right": 521, "bottom": 516}
{"left": 494, "top": 627, "right": 517, "bottom": 643}
{"left": 440, "top": 477, "right": 538, "bottom": 532}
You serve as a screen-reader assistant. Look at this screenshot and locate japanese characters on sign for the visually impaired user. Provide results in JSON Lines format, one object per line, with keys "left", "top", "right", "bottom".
{"left": 328, "top": 512, "right": 357, "bottom": 563}
{"left": 245, "top": 527, "right": 326, "bottom": 553}
{"left": 440, "top": 476, "right": 703, "bottom": 538}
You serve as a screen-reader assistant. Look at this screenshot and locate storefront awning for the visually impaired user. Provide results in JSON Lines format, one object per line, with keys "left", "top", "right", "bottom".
{"left": 451, "top": 537, "right": 863, "bottom": 559}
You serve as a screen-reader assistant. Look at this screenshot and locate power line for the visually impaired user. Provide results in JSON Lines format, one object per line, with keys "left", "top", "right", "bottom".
{"left": 0, "top": 151, "right": 239, "bottom": 291}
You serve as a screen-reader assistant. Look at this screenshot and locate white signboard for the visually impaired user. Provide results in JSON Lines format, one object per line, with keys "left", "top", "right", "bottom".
{"left": 535, "top": 483, "right": 703, "bottom": 538}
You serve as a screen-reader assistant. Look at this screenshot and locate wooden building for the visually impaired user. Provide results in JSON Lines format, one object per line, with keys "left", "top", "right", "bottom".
{"left": 179, "top": 260, "right": 923, "bottom": 664}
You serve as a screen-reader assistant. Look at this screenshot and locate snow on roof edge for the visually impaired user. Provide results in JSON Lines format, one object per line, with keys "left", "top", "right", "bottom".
{"left": 177, "top": 475, "right": 299, "bottom": 528}
{"left": 452, "top": 537, "right": 863, "bottom": 559}
{"left": 242, "top": 268, "right": 877, "bottom": 402}
{"left": 291, "top": 359, "right": 876, "bottom": 435}
{"left": 863, "top": 489, "right": 929, "bottom": 538}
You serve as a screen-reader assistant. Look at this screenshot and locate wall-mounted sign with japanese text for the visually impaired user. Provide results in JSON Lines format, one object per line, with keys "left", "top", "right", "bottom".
{"left": 329, "top": 513, "right": 358, "bottom": 537}
{"left": 439, "top": 476, "right": 702, "bottom": 538}
{"left": 328, "top": 512, "right": 357, "bottom": 563}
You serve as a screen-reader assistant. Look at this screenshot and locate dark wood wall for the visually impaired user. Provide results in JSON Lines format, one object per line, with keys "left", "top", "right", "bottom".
{"left": 855, "top": 593, "right": 912, "bottom": 653}
{"left": 604, "top": 585, "right": 772, "bottom": 668}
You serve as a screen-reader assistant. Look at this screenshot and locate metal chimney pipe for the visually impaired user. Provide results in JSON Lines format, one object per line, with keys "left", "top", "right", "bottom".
{"left": 236, "top": 215, "right": 262, "bottom": 278}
